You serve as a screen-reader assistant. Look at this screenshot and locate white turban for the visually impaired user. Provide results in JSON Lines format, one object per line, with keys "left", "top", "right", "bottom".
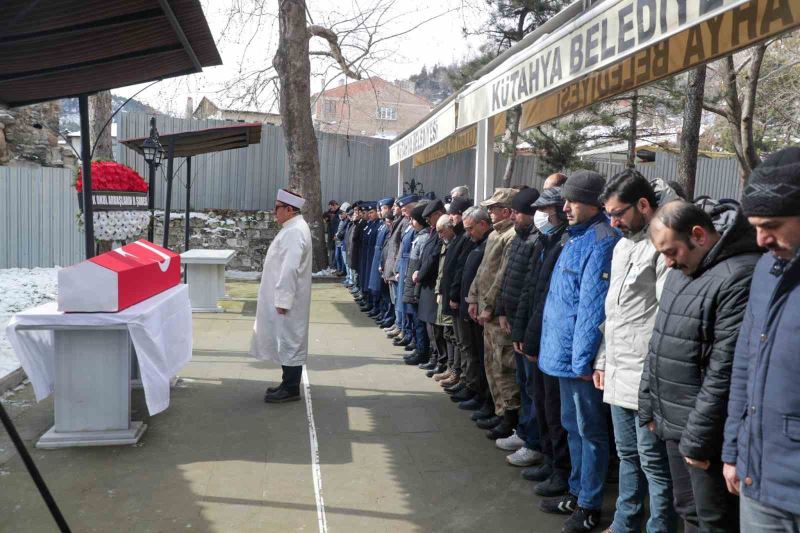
{"left": 277, "top": 188, "right": 306, "bottom": 209}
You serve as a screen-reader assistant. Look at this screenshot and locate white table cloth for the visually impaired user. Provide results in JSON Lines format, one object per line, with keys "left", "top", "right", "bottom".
{"left": 5, "top": 284, "right": 192, "bottom": 416}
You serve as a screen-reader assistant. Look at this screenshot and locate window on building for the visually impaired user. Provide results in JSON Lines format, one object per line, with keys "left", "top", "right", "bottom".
{"left": 376, "top": 106, "right": 397, "bottom": 121}
{"left": 324, "top": 100, "right": 337, "bottom": 115}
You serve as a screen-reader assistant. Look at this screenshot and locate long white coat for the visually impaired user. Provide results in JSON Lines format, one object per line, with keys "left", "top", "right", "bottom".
{"left": 250, "top": 214, "right": 313, "bottom": 366}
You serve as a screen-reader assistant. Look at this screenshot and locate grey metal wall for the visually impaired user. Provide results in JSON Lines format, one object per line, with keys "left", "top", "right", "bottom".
{"left": 118, "top": 113, "right": 400, "bottom": 211}
{"left": 590, "top": 152, "right": 743, "bottom": 200}
{"left": 0, "top": 166, "right": 84, "bottom": 268}
{"left": 403, "top": 151, "right": 546, "bottom": 199}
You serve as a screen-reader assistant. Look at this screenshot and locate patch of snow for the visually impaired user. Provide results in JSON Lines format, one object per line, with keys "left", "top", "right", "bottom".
{"left": 225, "top": 270, "right": 261, "bottom": 281}
{"left": 0, "top": 268, "right": 59, "bottom": 381}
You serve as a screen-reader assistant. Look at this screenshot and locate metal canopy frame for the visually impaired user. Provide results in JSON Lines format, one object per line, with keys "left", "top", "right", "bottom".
{"left": 1, "top": 0, "right": 222, "bottom": 259}
{"left": 120, "top": 122, "right": 263, "bottom": 253}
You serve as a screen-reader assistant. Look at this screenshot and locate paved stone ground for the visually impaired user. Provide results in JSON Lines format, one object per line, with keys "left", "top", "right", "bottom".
{"left": 0, "top": 281, "right": 616, "bottom": 532}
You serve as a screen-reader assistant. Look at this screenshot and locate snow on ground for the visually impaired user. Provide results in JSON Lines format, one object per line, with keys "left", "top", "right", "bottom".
{"left": 0, "top": 268, "right": 59, "bottom": 380}
{"left": 225, "top": 270, "right": 262, "bottom": 281}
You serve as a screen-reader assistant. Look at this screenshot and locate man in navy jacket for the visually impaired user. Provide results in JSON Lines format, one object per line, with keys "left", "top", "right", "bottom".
{"left": 723, "top": 146, "right": 800, "bottom": 531}
{"left": 538, "top": 171, "right": 620, "bottom": 532}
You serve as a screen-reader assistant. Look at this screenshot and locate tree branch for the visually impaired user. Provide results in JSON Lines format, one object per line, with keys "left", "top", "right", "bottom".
{"left": 308, "top": 24, "right": 362, "bottom": 80}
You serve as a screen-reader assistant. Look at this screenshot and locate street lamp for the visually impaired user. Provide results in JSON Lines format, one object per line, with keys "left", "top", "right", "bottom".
{"left": 142, "top": 117, "right": 163, "bottom": 241}
{"left": 141, "top": 117, "right": 164, "bottom": 167}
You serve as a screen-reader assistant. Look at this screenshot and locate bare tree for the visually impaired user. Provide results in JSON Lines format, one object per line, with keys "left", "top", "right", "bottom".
{"left": 678, "top": 66, "right": 707, "bottom": 200}
{"left": 626, "top": 91, "right": 638, "bottom": 168}
{"left": 223, "top": 0, "right": 453, "bottom": 270}
{"left": 703, "top": 45, "right": 768, "bottom": 184}
{"left": 89, "top": 90, "right": 113, "bottom": 160}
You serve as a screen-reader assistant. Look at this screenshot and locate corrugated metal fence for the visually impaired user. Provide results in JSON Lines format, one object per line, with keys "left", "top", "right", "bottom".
{"left": 0, "top": 166, "right": 84, "bottom": 268}
{"left": 118, "top": 113, "right": 400, "bottom": 210}
{"left": 591, "top": 152, "right": 743, "bottom": 199}
{"left": 2, "top": 113, "right": 742, "bottom": 268}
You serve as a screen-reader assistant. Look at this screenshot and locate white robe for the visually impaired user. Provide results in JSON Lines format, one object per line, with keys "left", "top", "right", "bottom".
{"left": 250, "top": 214, "right": 313, "bottom": 366}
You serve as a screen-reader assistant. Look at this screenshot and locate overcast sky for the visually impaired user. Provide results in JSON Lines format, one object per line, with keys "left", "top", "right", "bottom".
{"left": 113, "top": 0, "right": 488, "bottom": 115}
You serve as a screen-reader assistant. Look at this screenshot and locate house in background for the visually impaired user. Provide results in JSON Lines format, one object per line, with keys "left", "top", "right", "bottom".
{"left": 191, "top": 97, "right": 282, "bottom": 125}
{"left": 311, "top": 77, "right": 432, "bottom": 139}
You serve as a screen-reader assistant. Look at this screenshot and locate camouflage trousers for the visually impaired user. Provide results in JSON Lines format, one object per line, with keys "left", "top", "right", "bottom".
{"left": 483, "top": 318, "right": 520, "bottom": 416}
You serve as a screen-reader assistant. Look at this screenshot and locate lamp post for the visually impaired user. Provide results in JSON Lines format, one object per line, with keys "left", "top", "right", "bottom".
{"left": 141, "top": 117, "right": 164, "bottom": 242}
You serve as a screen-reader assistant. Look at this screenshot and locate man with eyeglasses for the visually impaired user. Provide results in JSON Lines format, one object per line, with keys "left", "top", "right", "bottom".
{"left": 593, "top": 171, "right": 678, "bottom": 533}
{"left": 251, "top": 188, "right": 313, "bottom": 403}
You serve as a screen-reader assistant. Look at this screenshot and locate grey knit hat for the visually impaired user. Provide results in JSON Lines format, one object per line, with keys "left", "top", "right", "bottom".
{"left": 562, "top": 171, "right": 606, "bottom": 207}
{"left": 742, "top": 147, "right": 800, "bottom": 217}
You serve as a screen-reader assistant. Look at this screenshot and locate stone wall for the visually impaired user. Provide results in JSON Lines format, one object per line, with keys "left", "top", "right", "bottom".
{"left": 0, "top": 102, "right": 67, "bottom": 167}
{"left": 143, "top": 210, "right": 280, "bottom": 271}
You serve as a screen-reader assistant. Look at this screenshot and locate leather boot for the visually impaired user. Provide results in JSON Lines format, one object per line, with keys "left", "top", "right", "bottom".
{"left": 486, "top": 409, "right": 518, "bottom": 440}
{"left": 471, "top": 397, "right": 495, "bottom": 421}
{"left": 433, "top": 368, "right": 452, "bottom": 382}
{"left": 476, "top": 415, "right": 501, "bottom": 429}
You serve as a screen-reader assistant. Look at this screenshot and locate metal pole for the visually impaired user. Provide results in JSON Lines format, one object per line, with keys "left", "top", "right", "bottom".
{"left": 79, "top": 95, "right": 95, "bottom": 258}
{"left": 162, "top": 139, "right": 176, "bottom": 249}
{"left": 0, "top": 403, "right": 71, "bottom": 532}
{"left": 184, "top": 156, "right": 191, "bottom": 254}
{"left": 147, "top": 162, "right": 156, "bottom": 242}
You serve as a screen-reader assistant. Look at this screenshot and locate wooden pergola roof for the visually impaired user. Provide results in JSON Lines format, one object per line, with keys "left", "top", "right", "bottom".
{"left": 120, "top": 123, "right": 263, "bottom": 157}
{"left": 0, "top": 0, "right": 222, "bottom": 107}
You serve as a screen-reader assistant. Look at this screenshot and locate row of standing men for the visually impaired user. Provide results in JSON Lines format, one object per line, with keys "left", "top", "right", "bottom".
{"left": 324, "top": 146, "right": 800, "bottom": 533}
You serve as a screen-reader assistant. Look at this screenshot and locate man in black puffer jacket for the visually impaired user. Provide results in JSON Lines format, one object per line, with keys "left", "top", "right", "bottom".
{"left": 640, "top": 200, "right": 761, "bottom": 532}
{"left": 512, "top": 187, "right": 571, "bottom": 497}
{"left": 495, "top": 187, "right": 543, "bottom": 460}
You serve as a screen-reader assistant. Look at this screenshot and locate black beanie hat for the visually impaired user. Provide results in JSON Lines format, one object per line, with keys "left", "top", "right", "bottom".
{"left": 448, "top": 196, "right": 473, "bottom": 215}
{"left": 511, "top": 187, "right": 540, "bottom": 215}
{"left": 742, "top": 146, "right": 800, "bottom": 217}
{"left": 563, "top": 171, "right": 606, "bottom": 207}
{"left": 411, "top": 204, "right": 429, "bottom": 227}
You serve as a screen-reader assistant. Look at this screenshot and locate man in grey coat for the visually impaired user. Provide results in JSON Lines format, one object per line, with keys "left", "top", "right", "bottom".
{"left": 594, "top": 170, "right": 677, "bottom": 533}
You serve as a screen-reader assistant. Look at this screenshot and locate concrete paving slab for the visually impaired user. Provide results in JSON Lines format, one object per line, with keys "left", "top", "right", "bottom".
{"left": 0, "top": 280, "right": 619, "bottom": 532}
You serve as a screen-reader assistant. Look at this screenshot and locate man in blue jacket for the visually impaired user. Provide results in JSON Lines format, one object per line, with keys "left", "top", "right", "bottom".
{"left": 723, "top": 146, "right": 800, "bottom": 531}
{"left": 538, "top": 171, "right": 620, "bottom": 532}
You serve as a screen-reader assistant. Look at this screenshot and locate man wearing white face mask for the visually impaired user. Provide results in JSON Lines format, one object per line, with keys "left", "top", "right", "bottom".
{"left": 511, "top": 186, "right": 572, "bottom": 497}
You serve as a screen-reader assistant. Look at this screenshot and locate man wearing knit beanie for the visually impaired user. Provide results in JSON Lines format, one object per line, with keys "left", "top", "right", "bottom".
{"left": 538, "top": 171, "right": 621, "bottom": 531}
{"left": 723, "top": 146, "right": 800, "bottom": 532}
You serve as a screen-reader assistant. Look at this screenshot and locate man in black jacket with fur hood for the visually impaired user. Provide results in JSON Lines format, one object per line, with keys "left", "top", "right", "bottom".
{"left": 640, "top": 200, "right": 761, "bottom": 532}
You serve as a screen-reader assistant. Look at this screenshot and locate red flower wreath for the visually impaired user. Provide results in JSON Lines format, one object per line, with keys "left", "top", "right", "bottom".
{"left": 75, "top": 161, "right": 148, "bottom": 193}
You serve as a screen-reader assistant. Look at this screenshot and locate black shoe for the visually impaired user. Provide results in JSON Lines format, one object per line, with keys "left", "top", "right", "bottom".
{"left": 393, "top": 336, "right": 411, "bottom": 346}
{"left": 451, "top": 388, "right": 474, "bottom": 402}
{"left": 535, "top": 473, "right": 570, "bottom": 497}
{"left": 458, "top": 397, "right": 482, "bottom": 411}
{"left": 367, "top": 310, "right": 380, "bottom": 318}
{"left": 522, "top": 463, "right": 553, "bottom": 482}
{"left": 264, "top": 387, "right": 301, "bottom": 403}
{"left": 404, "top": 343, "right": 416, "bottom": 352}
{"left": 486, "top": 409, "right": 518, "bottom": 440}
{"left": 475, "top": 415, "right": 501, "bottom": 429}
{"left": 361, "top": 306, "right": 373, "bottom": 313}
{"left": 265, "top": 383, "right": 284, "bottom": 394}
{"left": 419, "top": 361, "right": 437, "bottom": 370}
{"left": 471, "top": 401, "right": 495, "bottom": 421}
{"left": 380, "top": 319, "right": 395, "bottom": 328}
{"left": 405, "top": 354, "right": 429, "bottom": 366}
{"left": 444, "top": 382, "right": 465, "bottom": 394}
{"left": 539, "top": 493, "right": 577, "bottom": 515}
{"left": 561, "top": 507, "right": 601, "bottom": 532}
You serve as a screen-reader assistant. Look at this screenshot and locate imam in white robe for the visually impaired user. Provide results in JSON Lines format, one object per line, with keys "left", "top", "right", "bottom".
{"left": 250, "top": 214, "right": 313, "bottom": 366}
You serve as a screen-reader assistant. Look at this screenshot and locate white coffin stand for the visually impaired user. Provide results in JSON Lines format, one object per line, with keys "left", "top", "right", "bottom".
{"left": 17, "top": 325, "right": 145, "bottom": 448}
{"left": 181, "top": 249, "right": 235, "bottom": 312}
{"left": 8, "top": 285, "right": 193, "bottom": 449}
